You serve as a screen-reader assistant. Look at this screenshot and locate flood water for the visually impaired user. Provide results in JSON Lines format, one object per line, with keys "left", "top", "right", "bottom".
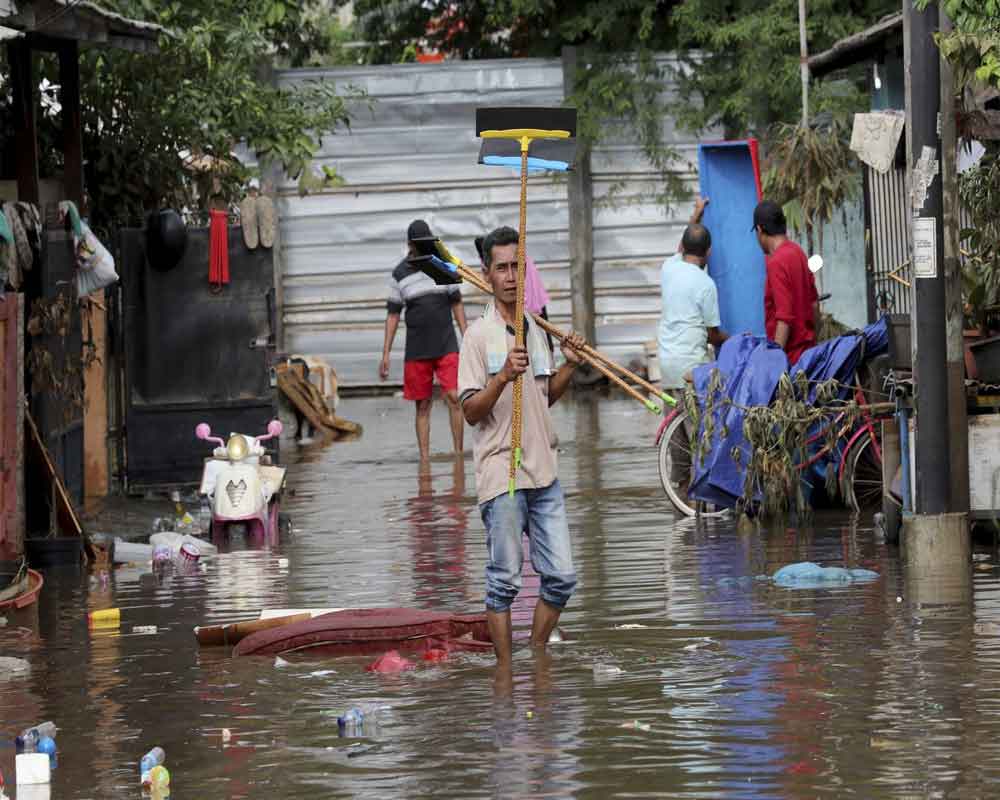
{"left": 3, "top": 393, "right": 1000, "bottom": 798}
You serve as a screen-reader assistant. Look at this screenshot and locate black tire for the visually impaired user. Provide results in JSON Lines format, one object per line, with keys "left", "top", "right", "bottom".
{"left": 278, "top": 513, "right": 292, "bottom": 537}
{"left": 657, "top": 411, "right": 727, "bottom": 518}
{"left": 842, "top": 429, "right": 884, "bottom": 512}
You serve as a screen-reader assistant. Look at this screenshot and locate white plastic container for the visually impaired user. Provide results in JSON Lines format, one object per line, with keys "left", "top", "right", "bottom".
{"left": 113, "top": 539, "right": 153, "bottom": 564}
{"left": 16, "top": 753, "right": 50, "bottom": 785}
{"left": 149, "top": 532, "right": 217, "bottom": 558}
{"left": 16, "top": 786, "right": 51, "bottom": 800}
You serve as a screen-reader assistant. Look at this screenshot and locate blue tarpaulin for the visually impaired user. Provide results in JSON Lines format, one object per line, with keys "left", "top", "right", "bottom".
{"left": 698, "top": 141, "right": 767, "bottom": 337}
{"left": 688, "top": 317, "right": 889, "bottom": 509}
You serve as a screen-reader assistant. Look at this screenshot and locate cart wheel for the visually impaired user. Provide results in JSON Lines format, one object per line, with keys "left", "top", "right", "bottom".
{"left": 842, "top": 430, "right": 884, "bottom": 512}
{"left": 657, "top": 410, "right": 727, "bottom": 518}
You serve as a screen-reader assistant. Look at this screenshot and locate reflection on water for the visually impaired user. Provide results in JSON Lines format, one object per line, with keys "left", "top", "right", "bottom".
{"left": 2, "top": 393, "right": 999, "bottom": 798}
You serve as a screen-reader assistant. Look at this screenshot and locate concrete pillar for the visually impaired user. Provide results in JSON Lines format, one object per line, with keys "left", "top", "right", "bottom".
{"left": 902, "top": 512, "right": 971, "bottom": 607}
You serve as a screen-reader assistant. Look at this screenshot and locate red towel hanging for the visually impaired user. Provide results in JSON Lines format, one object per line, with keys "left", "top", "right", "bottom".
{"left": 209, "top": 209, "right": 230, "bottom": 291}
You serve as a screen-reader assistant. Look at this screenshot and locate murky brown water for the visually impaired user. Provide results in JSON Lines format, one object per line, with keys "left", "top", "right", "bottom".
{"left": 3, "top": 393, "right": 1000, "bottom": 799}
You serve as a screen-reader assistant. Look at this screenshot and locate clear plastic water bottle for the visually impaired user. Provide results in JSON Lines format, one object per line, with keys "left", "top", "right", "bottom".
{"left": 336, "top": 704, "right": 386, "bottom": 736}
{"left": 15, "top": 722, "right": 57, "bottom": 752}
{"left": 140, "top": 746, "right": 165, "bottom": 784}
{"left": 198, "top": 497, "right": 212, "bottom": 533}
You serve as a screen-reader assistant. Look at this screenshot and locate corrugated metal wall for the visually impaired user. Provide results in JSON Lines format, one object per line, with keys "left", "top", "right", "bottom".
{"left": 275, "top": 57, "right": 705, "bottom": 387}
{"left": 866, "top": 166, "right": 912, "bottom": 316}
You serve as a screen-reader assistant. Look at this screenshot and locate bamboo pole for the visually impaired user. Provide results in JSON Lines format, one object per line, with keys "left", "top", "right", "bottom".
{"left": 508, "top": 139, "right": 530, "bottom": 496}
{"left": 451, "top": 262, "right": 665, "bottom": 413}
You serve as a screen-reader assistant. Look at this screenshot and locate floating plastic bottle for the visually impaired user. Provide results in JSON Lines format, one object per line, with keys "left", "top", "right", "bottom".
{"left": 36, "top": 737, "right": 56, "bottom": 757}
{"left": 198, "top": 498, "right": 212, "bottom": 533}
{"left": 145, "top": 765, "right": 170, "bottom": 791}
{"left": 15, "top": 722, "right": 57, "bottom": 753}
{"left": 140, "top": 747, "right": 165, "bottom": 786}
{"left": 336, "top": 704, "right": 387, "bottom": 737}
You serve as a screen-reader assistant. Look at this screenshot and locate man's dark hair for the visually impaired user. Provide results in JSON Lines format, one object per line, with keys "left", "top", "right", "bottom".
{"left": 752, "top": 200, "right": 787, "bottom": 236}
{"left": 681, "top": 224, "right": 712, "bottom": 258}
{"left": 482, "top": 226, "right": 519, "bottom": 267}
{"left": 474, "top": 236, "right": 485, "bottom": 263}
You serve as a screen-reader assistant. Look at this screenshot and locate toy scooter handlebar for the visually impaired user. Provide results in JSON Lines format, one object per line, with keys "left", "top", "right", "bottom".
{"left": 255, "top": 420, "right": 283, "bottom": 444}
{"left": 195, "top": 423, "right": 226, "bottom": 448}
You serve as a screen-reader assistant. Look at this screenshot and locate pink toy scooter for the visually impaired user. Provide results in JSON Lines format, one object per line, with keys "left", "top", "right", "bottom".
{"left": 195, "top": 420, "right": 287, "bottom": 540}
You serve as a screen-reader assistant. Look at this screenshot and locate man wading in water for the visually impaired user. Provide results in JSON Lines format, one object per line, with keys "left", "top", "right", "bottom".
{"left": 458, "top": 226, "right": 584, "bottom": 669}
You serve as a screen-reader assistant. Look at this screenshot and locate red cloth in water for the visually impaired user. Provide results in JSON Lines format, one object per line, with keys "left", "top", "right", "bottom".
{"left": 422, "top": 648, "right": 449, "bottom": 662}
{"left": 209, "top": 209, "right": 230, "bottom": 287}
{"left": 366, "top": 650, "right": 415, "bottom": 673}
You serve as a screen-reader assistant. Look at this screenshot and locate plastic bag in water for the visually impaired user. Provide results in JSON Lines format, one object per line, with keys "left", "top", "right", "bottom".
{"left": 772, "top": 561, "right": 880, "bottom": 587}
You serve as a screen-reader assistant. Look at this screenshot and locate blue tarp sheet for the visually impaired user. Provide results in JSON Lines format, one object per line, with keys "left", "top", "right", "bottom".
{"left": 688, "top": 317, "right": 889, "bottom": 509}
{"left": 699, "top": 142, "right": 767, "bottom": 337}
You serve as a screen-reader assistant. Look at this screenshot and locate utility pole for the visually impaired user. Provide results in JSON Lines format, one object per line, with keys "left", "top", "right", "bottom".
{"left": 939, "top": 7, "right": 970, "bottom": 514}
{"left": 798, "top": 0, "right": 809, "bottom": 127}
{"left": 904, "top": 0, "right": 949, "bottom": 514}
{"left": 902, "top": 0, "right": 968, "bottom": 573}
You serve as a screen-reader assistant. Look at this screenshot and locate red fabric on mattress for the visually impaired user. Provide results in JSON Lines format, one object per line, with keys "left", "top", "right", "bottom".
{"left": 233, "top": 608, "right": 491, "bottom": 657}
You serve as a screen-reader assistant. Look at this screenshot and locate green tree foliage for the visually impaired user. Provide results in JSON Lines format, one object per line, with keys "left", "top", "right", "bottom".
{"left": 915, "top": 1, "right": 1000, "bottom": 326}
{"left": 77, "top": 0, "right": 356, "bottom": 231}
{"left": 670, "top": 0, "right": 895, "bottom": 138}
{"left": 763, "top": 115, "right": 859, "bottom": 253}
{"left": 917, "top": 0, "right": 1000, "bottom": 90}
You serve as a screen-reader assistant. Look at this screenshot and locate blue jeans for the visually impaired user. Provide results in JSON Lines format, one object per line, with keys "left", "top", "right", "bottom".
{"left": 479, "top": 480, "right": 577, "bottom": 613}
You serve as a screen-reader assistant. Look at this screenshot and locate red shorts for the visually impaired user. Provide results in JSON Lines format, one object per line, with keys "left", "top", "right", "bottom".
{"left": 403, "top": 352, "right": 459, "bottom": 401}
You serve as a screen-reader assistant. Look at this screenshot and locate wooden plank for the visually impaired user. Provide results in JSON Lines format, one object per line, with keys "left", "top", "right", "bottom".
{"left": 276, "top": 367, "right": 361, "bottom": 438}
{"left": 0, "top": 294, "right": 25, "bottom": 559}
{"left": 562, "top": 46, "right": 596, "bottom": 346}
{"left": 26, "top": 411, "right": 83, "bottom": 538}
{"left": 9, "top": 40, "right": 39, "bottom": 205}
{"left": 276, "top": 370, "right": 335, "bottom": 442}
{"left": 58, "top": 41, "right": 84, "bottom": 207}
{"left": 82, "top": 292, "right": 109, "bottom": 510}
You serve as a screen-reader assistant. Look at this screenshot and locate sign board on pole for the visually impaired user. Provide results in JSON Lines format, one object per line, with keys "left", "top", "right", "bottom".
{"left": 913, "top": 217, "right": 937, "bottom": 279}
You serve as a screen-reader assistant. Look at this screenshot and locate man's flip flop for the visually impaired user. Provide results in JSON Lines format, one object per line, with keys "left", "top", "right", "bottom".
{"left": 240, "top": 194, "right": 259, "bottom": 250}
{"left": 256, "top": 195, "right": 276, "bottom": 249}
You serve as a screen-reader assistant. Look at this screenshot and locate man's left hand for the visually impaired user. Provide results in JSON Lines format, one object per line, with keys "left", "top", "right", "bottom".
{"left": 560, "top": 332, "right": 586, "bottom": 366}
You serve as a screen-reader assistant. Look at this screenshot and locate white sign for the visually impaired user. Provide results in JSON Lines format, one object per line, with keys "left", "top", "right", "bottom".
{"left": 913, "top": 217, "right": 937, "bottom": 279}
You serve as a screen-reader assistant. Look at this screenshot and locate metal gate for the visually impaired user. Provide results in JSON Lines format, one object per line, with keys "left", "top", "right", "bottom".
{"left": 120, "top": 224, "right": 277, "bottom": 491}
{"left": 864, "top": 165, "right": 911, "bottom": 317}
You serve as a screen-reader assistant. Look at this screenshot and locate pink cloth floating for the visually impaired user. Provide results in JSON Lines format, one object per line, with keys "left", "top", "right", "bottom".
{"left": 366, "top": 650, "right": 415, "bottom": 673}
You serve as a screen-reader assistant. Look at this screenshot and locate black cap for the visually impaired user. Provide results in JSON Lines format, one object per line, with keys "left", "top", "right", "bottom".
{"left": 752, "top": 200, "right": 786, "bottom": 235}
{"left": 407, "top": 219, "right": 432, "bottom": 241}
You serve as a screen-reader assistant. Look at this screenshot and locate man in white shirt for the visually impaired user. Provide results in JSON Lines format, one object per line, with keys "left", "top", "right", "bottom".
{"left": 658, "top": 216, "right": 728, "bottom": 395}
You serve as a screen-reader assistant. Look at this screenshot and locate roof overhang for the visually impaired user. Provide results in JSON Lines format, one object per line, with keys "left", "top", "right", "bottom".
{"left": 1, "top": 0, "right": 166, "bottom": 53}
{"left": 808, "top": 12, "right": 902, "bottom": 77}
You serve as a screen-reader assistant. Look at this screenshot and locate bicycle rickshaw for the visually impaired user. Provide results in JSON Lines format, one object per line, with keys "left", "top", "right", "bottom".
{"left": 656, "top": 318, "right": 893, "bottom": 517}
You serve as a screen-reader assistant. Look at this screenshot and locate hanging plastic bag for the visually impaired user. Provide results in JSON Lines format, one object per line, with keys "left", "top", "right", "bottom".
{"left": 58, "top": 201, "right": 118, "bottom": 297}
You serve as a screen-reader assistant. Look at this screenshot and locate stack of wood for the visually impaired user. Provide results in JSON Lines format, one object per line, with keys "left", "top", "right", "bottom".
{"left": 275, "top": 362, "right": 361, "bottom": 443}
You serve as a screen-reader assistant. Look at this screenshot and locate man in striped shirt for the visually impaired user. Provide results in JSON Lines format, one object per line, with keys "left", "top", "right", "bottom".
{"left": 379, "top": 220, "right": 468, "bottom": 463}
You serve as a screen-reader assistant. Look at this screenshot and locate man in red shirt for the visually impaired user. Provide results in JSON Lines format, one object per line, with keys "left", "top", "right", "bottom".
{"left": 753, "top": 200, "right": 819, "bottom": 364}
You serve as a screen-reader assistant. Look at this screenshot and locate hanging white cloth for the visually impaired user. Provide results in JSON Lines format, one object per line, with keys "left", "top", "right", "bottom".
{"left": 850, "top": 110, "right": 905, "bottom": 173}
